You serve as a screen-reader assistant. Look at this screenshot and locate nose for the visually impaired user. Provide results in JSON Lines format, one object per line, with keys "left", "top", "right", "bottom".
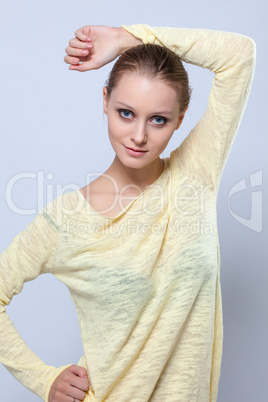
{"left": 130, "top": 121, "right": 147, "bottom": 145}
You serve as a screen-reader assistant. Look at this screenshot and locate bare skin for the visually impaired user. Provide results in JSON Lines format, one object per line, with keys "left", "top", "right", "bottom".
{"left": 64, "top": 25, "right": 142, "bottom": 72}
{"left": 80, "top": 73, "right": 186, "bottom": 217}
{"left": 80, "top": 157, "right": 165, "bottom": 218}
{"left": 48, "top": 365, "right": 89, "bottom": 402}
{"left": 80, "top": 71, "right": 186, "bottom": 218}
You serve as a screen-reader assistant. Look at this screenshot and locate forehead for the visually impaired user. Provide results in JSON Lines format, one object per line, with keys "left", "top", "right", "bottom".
{"left": 109, "top": 73, "right": 179, "bottom": 112}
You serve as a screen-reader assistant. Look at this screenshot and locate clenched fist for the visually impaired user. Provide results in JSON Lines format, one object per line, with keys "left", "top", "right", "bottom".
{"left": 64, "top": 25, "right": 142, "bottom": 72}
{"left": 48, "top": 364, "right": 90, "bottom": 402}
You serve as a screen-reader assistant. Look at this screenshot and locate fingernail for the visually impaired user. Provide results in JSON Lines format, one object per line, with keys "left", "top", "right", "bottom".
{"left": 82, "top": 50, "right": 88, "bottom": 55}
{"left": 87, "top": 37, "right": 92, "bottom": 42}
{"left": 86, "top": 43, "right": 92, "bottom": 48}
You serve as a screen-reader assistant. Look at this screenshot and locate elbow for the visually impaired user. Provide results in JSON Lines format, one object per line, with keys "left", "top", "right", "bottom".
{"left": 242, "top": 36, "right": 256, "bottom": 66}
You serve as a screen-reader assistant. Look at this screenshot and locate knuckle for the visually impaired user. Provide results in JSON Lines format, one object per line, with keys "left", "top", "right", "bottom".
{"left": 57, "top": 382, "right": 64, "bottom": 392}
{"left": 66, "top": 372, "right": 73, "bottom": 382}
{"left": 83, "top": 377, "right": 89, "bottom": 385}
{"left": 69, "top": 38, "right": 77, "bottom": 46}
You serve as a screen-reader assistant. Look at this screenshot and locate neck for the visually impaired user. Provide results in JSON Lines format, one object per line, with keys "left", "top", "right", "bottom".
{"left": 105, "top": 155, "right": 165, "bottom": 193}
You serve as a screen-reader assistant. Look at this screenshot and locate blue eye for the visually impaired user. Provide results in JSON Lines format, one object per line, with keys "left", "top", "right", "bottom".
{"left": 152, "top": 116, "right": 167, "bottom": 125}
{"left": 118, "top": 109, "right": 167, "bottom": 125}
{"left": 119, "top": 109, "right": 132, "bottom": 119}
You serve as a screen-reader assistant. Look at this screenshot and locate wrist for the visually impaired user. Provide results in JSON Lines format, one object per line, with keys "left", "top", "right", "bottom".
{"left": 117, "top": 27, "right": 143, "bottom": 54}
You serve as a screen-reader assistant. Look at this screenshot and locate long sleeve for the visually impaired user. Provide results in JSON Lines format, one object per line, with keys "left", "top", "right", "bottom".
{"left": 121, "top": 25, "right": 256, "bottom": 189}
{"left": 0, "top": 207, "right": 72, "bottom": 401}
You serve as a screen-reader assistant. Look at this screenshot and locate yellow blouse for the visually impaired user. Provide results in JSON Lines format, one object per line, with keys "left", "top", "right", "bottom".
{"left": 0, "top": 25, "right": 255, "bottom": 401}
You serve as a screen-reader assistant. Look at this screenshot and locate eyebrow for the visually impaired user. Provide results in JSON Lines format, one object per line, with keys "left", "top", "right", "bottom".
{"left": 115, "top": 102, "right": 174, "bottom": 116}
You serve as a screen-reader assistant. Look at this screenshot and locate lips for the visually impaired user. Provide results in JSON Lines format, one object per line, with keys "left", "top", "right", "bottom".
{"left": 124, "top": 145, "right": 148, "bottom": 157}
{"left": 125, "top": 146, "right": 148, "bottom": 153}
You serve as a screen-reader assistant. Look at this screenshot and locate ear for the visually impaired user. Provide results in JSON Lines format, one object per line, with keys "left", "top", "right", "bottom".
{"left": 103, "top": 86, "right": 108, "bottom": 115}
{"left": 175, "top": 107, "right": 188, "bottom": 130}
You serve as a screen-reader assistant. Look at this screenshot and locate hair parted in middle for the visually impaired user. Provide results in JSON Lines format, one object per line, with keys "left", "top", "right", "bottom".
{"left": 105, "top": 43, "right": 191, "bottom": 113}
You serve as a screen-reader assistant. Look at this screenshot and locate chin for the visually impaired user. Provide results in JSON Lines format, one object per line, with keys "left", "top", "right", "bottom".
{"left": 117, "top": 155, "right": 149, "bottom": 169}
{"left": 121, "top": 160, "right": 146, "bottom": 169}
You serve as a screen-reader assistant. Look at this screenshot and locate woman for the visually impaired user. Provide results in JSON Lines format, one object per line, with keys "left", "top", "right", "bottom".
{"left": 0, "top": 24, "right": 255, "bottom": 402}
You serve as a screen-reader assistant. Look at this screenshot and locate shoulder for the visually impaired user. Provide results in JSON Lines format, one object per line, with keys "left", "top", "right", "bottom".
{"left": 40, "top": 190, "right": 86, "bottom": 227}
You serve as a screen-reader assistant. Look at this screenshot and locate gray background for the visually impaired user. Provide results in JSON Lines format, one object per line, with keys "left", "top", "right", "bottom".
{"left": 0, "top": 0, "right": 267, "bottom": 400}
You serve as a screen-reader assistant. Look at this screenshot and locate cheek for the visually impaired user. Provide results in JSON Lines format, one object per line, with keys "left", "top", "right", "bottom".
{"left": 108, "top": 115, "right": 131, "bottom": 138}
{"left": 107, "top": 115, "right": 119, "bottom": 135}
{"left": 107, "top": 117, "right": 126, "bottom": 145}
{"left": 149, "top": 126, "right": 174, "bottom": 145}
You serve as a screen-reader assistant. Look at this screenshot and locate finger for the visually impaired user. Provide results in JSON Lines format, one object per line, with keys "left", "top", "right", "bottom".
{"left": 68, "top": 370, "right": 90, "bottom": 393}
{"left": 69, "top": 37, "right": 93, "bottom": 49}
{"left": 75, "top": 27, "right": 92, "bottom": 42}
{"left": 69, "top": 62, "right": 95, "bottom": 72}
{"left": 74, "top": 376, "right": 90, "bottom": 392}
{"left": 64, "top": 55, "right": 81, "bottom": 65}
{"left": 65, "top": 46, "right": 91, "bottom": 57}
{"left": 68, "top": 386, "right": 87, "bottom": 401}
{"left": 69, "top": 364, "right": 88, "bottom": 379}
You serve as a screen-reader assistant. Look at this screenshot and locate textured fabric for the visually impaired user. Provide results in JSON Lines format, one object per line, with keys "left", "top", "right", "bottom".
{"left": 0, "top": 25, "right": 255, "bottom": 402}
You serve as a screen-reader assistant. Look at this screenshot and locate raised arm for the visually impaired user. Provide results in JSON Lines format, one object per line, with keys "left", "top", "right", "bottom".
{"left": 65, "top": 24, "right": 256, "bottom": 189}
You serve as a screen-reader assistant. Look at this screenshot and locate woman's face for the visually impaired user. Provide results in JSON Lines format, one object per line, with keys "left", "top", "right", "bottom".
{"left": 103, "top": 73, "right": 186, "bottom": 170}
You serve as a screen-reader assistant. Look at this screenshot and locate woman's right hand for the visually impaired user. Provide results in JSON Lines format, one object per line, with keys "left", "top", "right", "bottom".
{"left": 48, "top": 365, "right": 90, "bottom": 401}
{"left": 64, "top": 25, "right": 142, "bottom": 72}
